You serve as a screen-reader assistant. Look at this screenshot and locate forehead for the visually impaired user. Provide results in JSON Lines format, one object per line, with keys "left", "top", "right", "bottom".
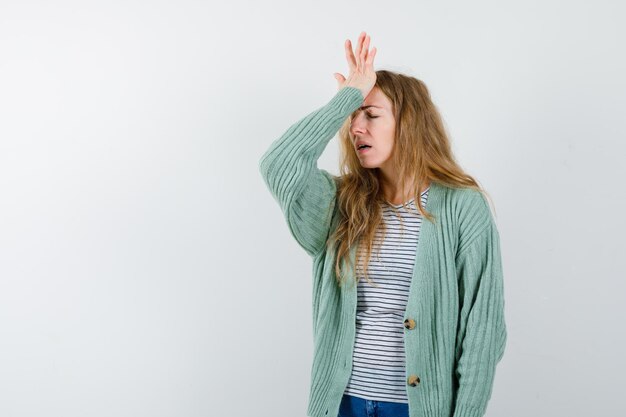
{"left": 360, "top": 88, "right": 391, "bottom": 110}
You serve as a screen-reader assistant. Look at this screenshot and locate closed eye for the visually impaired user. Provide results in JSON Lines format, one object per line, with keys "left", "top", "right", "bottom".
{"left": 350, "top": 110, "right": 379, "bottom": 120}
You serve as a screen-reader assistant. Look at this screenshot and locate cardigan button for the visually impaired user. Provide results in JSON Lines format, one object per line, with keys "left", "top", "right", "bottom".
{"left": 407, "top": 375, "right": 421, "bottom": 386}
{"left": 403, "top": 318, "right": 416, "bottom": 330}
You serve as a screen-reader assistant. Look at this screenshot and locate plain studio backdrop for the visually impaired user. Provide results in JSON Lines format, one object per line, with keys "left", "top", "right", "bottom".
{"left": 1, "top": 1, "right": 624, "bottom": 416}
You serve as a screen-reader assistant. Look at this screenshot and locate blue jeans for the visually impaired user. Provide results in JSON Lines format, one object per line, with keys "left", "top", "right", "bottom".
{"left": 338, "top": 394, "right": 409, "bottom": 417}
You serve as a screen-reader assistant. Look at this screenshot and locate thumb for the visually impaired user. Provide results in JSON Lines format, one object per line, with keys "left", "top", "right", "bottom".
{"left": 333, "top": 73, "right": 346, "bottom": 89}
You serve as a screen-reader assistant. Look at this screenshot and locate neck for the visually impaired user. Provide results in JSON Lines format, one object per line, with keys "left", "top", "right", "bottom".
{"left": 380, "top": 174, "right": 430, "bottom": 205}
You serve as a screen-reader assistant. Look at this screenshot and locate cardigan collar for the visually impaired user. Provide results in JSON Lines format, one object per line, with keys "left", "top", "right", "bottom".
{"left": 343, "top": 180, "right": 447, "bottom": 290}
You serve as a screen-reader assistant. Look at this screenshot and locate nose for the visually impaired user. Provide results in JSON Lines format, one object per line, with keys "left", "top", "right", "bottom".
{"left": 350, "top": 111, "right": 367, "bottom": 136}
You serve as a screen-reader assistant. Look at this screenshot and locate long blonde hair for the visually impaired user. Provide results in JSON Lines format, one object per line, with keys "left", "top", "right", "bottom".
{"left": 327, "top": 70, "right": 492, "bottom": 287}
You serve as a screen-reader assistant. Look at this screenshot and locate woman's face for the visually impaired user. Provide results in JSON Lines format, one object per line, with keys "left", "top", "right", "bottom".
{"left": 349, "top": 87, "right": 396, "bottom": 169}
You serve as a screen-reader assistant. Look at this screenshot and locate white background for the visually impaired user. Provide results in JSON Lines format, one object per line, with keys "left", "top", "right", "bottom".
{"left": 1, "top": 1, "right": 624, "bottom": 416}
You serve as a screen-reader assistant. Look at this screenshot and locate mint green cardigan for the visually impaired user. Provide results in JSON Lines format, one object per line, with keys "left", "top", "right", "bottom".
{"left": 259, "top": 86, "right": 507, "bottom": 417}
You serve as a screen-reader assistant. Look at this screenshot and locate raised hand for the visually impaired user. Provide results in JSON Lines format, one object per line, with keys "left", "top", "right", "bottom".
{"left": 333, "top": 31, "right": 377, "bottom": 99}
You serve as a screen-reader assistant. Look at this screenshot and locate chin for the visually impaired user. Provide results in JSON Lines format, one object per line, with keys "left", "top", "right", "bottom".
{"left": 359, "top": 161, "right": 380, "bottom": 169}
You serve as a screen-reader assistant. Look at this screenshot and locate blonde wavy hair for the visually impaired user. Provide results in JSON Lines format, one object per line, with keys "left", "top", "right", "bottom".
{"left": 327, "top": 69, "right": 493, "bottom": 287}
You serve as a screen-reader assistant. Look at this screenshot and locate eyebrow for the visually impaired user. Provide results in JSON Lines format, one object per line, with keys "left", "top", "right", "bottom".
{"left": 359, "top": 105, "right": 381, "bottom": 110}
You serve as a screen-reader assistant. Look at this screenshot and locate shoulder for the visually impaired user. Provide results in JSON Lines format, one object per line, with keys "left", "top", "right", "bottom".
{"left": 440, "top": 185, "right": 496, "bottom": 253}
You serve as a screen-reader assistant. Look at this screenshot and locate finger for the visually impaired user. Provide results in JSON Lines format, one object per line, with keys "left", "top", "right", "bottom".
{"left": 356, "top": 32, "right": 365, "bottom": 70}
{"left": 360, "top": 35, "right": 370, "bottom": 70}
{"left": 345, "top": 40, "right": 356, "bottom": 70}
{"left": 334, "top": 72, "right": 346, "bottom": 89}
{"left": 356, "top": 32, "right": 365, "bottom": 53}
{"left": 366, "top": 46, "right": 377, "bottom": 67}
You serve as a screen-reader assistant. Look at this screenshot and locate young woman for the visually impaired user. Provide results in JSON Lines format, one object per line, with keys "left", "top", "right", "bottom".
{"left": 259, "top": 32, "right": 507, "bottom": 417}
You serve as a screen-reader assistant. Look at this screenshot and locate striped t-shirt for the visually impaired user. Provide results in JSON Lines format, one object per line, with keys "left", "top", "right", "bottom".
{"left": 343, "top": 186, "right": 430, "bottom": 404}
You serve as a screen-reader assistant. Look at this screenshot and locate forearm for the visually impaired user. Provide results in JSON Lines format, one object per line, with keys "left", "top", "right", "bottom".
{"left": 258, "top": 86, "right": 363, "bottom": 206}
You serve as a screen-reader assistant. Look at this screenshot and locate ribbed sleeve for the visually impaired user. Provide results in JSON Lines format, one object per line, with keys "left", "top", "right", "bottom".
{"left": 258, "top": 87, "right": 364, "bottom": 257}
{"left": 452, "top": 222, "right": 507, "bottom": 417}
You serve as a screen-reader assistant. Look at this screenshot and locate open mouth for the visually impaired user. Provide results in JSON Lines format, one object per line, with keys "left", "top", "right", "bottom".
{"left": 357, "top": 145, "right": 372, "bottom": 153}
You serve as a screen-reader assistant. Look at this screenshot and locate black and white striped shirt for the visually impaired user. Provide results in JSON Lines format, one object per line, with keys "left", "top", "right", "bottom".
{"left": 344, "top": 186, "right": 430, "bottom": 403}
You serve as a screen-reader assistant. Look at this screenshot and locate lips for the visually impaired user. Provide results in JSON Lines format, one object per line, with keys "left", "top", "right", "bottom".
{"left": 355, "top": 140, "right": 372, "bottom": 151}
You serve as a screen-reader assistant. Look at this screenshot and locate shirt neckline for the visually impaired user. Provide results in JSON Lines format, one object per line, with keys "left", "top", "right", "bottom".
{"left": 386, "top": 186, "right": 430, "bottom": 208}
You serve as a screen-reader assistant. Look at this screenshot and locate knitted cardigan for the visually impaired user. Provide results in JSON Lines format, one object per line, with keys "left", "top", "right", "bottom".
{"left": 258, "top": 86, "right": 507, "bottom": 417}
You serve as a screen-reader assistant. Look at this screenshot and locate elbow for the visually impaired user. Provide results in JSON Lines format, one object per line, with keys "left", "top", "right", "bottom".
{"left": 258, "top": 155, "right": 268, "bottom": 179}
{"left": 258, "top": 150, "right": 273, "bottom": 182}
